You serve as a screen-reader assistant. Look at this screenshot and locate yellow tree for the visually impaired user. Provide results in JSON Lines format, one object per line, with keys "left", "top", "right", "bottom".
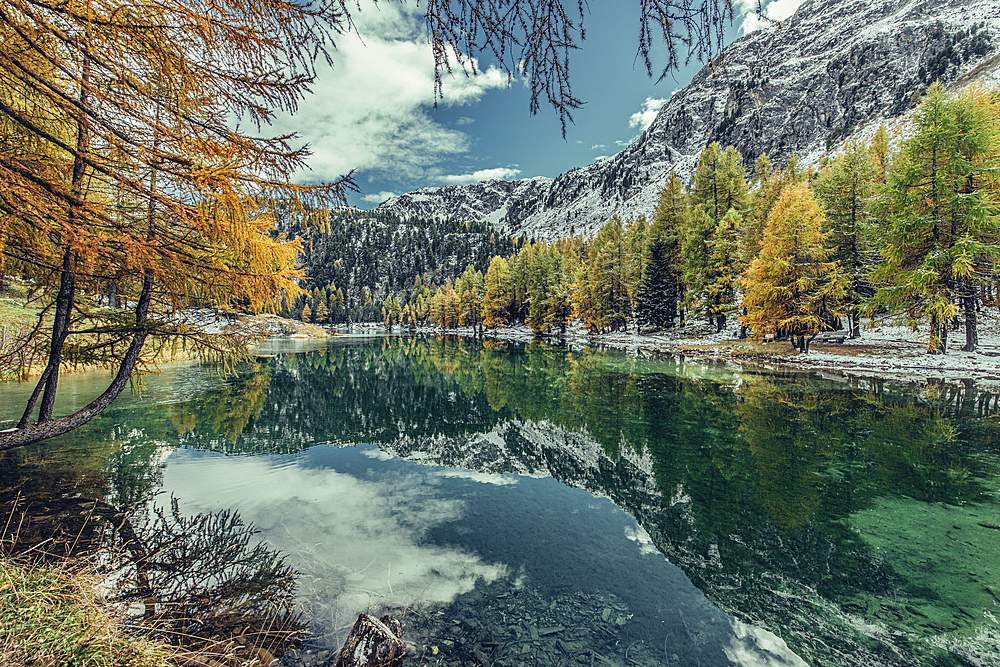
{"left": 482, "top": 255, "right": 513, "bottom": 328}
{"left": 0, "top": 0, "right": 351, "bottom": 450}
{"left": 741, "top": 184, "right": 843, "bottom": 352}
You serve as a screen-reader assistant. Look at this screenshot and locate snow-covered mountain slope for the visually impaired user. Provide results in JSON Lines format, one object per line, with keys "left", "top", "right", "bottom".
{"left": 376, "top": 0, "right": 999, "bottom": 240}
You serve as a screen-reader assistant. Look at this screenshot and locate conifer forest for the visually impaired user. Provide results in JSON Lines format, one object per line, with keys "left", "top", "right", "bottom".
{"left": 287, "top": 85, "right": 1000, "bottom": 356}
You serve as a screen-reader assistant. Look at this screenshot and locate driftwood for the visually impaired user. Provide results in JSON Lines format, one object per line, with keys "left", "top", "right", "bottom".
{"left": 334, "top": 614, "right": 405, "bottom": 667}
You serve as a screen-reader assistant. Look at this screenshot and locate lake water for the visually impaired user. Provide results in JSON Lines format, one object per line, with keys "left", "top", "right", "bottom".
{"left": 2, "top": 336, "right": 999, "bottom": 666}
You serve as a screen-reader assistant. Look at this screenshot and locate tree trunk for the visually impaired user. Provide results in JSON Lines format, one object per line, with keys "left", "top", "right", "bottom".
{"left": 962, "top": 290, "right": 978, "bottom": 352}
{"left": 849, "top": 307, "right": 861, "bottom": 339}
{"left": 928, "top": 315, "right": 946, "bottom": 355}
{"left": 36, "top": 247, "right": 77, "bottom": 422}
{"left": 1, "top": 274, "right": 154, "bottom": 451}
{"left": 334, "top": 614, "right": 404, "bottom": 667}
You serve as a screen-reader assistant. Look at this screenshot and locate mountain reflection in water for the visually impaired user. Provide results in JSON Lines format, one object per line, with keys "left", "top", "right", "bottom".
{"left": 2, "top": 336, "right": 998, "bottom": 666}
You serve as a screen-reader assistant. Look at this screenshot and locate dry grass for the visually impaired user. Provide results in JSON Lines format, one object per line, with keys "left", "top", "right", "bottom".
{"left": 677, "top": 340, "right": 802, "bottom": 359}
{"left": 0, "top": 555, "right": 174, "bottom": 667}
{"left": 0, "top": 496, "right": 296, "bottom": 667}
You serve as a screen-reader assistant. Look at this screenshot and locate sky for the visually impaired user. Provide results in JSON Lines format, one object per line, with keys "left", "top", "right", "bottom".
{"left": 271, "top": 0, "right": 807, "bottom": 209}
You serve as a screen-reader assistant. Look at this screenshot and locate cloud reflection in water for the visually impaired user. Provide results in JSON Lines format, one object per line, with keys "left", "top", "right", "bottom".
{"left": 160, "top": 446, "right": 508, "bottom": 641}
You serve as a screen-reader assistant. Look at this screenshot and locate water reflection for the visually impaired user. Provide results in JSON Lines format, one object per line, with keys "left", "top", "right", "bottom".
{"left": 2, "top": 336, "right": 999, "bottom": 666}
{"left": 161, "top": 448, "right": 510, "bottom": 641}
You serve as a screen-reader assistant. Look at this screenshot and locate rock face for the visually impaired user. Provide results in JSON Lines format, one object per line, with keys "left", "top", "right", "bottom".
{"left": 376, "top": 0, "right": 999, "bottom": 240}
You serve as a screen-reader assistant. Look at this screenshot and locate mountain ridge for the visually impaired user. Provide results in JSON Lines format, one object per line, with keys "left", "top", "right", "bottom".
{"left": 375, "top": 0, "right": 999, "bottom": 240}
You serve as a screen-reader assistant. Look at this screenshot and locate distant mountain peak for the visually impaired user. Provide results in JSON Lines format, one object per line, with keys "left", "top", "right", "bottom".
{"left": 376, "top": 0, "right": 999, "bottom": 239}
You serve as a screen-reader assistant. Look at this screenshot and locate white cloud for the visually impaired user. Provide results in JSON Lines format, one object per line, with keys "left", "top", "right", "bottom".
{"left": 455, "top": 116, "right": 476, "bottom": 126}
{"left": 439, "top": 167, "right": 522, "bottom": 185}
{"left": 271, "top": 2, "right": 510, "bottom": 184}
{"left": 624, "top": 524, "right": 661, "bottom": 556}
{"left": 360, "top": 191, "right": 398, "bottom": 204}
{"left": 628, "top": 97, "right": 668, "bottom": 130}
{"left": 591, "top": 143, "right": 608, "bottom": 150}
{"left": 738, "top": 0, "right": 806, "bottom": 34}
{"left": 765, "top": 0, "right": 806, "bottom": 20}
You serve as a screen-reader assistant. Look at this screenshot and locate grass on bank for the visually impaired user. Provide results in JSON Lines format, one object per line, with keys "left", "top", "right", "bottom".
{"left": 0, "top": 555, "right": 173, "bottom": 667}
{"left": 0, "top": 280, "right": 40, "bottom": 324}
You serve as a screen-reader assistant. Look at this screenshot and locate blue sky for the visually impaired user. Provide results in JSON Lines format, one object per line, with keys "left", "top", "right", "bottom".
{"left": 272, "top": 0, "right": 806, "bottom": 208}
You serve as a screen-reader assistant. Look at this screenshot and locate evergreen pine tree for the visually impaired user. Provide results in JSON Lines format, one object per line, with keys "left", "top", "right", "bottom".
{"left": 638, "top": 172, "right": 687, "bottom": 328}
{"left": 635, "top": 238, "right": 676, "bottom": 329}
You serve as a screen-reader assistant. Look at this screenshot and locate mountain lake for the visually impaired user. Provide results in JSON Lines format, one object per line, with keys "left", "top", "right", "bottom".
{"left": 2, "top": 335, "right": 999, "bottom": 667}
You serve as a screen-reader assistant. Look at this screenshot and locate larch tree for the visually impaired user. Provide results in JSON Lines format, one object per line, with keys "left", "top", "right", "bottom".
{"left": 681, "top": 204, "right": 717, "bottom": 326}
{"left": 691, "top": 143, "right": 748, "bottom": 222}
{"left": 526, "top": 243, "right": 563, "bottom": 335}
{"left": 0, "top": 0, "right": 351, "bottom": 450}
{"left": 624, "top": 217, "right": 650, "bottom": 311}
{"left": 870, "top": 124, "right": 891, "bottom": 184}
{"left": 588, "top": 217, "right": 631, "bottom": 332}
{"left": 509, "top": 243, "right": 536, "bottom": 324}
{"left": 684, "top": 143, "right": 748, "bottom": 327}
{"left": 456, "top": 264, "right": 485, "bottom": 331}
{"left": 869, "top": 84, "right": 1000, "bottom": 354}
{"left": 314, "top": 296, "right": 329, "bottom": 324}
{"left": 741, "top": 183, "right": 843, "bottom": 352}
{"left": 704, "top": 208, "right": 742, "bottom": 332}
{"left": 814, "top": 139, "right": 878, "bottom": 338}
{"left": 482, "top": 255, "right": 513, "bottom": 329}
{"left": 741, "top": 153, "right": 807, "bottom": 267}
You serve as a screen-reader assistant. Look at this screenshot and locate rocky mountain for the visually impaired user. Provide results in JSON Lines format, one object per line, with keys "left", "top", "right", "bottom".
{"left": 376, "top": 0, "right": 999, "bottom": 240}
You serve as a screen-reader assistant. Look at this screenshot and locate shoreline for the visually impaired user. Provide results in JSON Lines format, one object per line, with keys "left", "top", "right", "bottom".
{"left": 12, "top": 308, "right": 997, "bottom": 393}
{"left": 327, "top": 319, "right": 1000, "bottom": 393}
